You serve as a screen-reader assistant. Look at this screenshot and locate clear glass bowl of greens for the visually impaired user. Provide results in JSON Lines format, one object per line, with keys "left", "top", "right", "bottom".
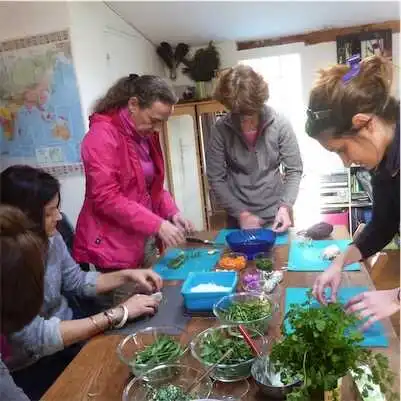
{"left": 117, "top": 326, "right": 189, "bottom": 379}
{"left": 190, "top": 324, "right": 268, "bottom": 382}
{"left": 213, "top": 292, "right": 277, "bottom": 334}
{"left": 122, "top": 364, "right": 213, "bottom": 401}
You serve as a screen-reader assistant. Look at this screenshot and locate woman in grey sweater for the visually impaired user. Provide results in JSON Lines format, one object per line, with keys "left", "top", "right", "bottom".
{"left": 207, "top": 65, "right": 303, "bottom": 231}
{"left": 1, "top": 205, "right": 45, "bottom": 401}
{"left": 0, "top": 165, "right": 163, "bottom": 400}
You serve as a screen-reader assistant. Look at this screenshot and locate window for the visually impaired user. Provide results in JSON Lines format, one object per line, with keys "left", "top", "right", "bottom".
{"left": 239, "top": 54, "right": 322, "bottom": 226}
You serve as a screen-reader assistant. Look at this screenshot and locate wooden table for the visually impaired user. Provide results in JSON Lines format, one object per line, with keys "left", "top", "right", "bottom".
{"left": 43, "top": 226, "right": 400, "bottom": 401}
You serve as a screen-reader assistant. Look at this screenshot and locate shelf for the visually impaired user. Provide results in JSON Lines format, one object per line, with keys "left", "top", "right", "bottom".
{"left": 320, "top": 203, "right": 349, "bottom": 209}
{"left": 351, "top": 203, "right": 372, "bottom": 208}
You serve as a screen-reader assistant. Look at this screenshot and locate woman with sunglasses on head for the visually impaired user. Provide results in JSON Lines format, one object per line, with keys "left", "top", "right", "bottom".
{"left": 207, "top": 65, "right": 303, "bottom": 231}
{"left": 1, "top": 165, "right": 162, "bottom": 400}
{"left": 307, "top": 55, "right": 400, "bottom": 330}
{"left": 1, "top": 205, "right": 45, "bottom": 401}
{"left": 73, "top": 74, "right": 193, "bottom": 303}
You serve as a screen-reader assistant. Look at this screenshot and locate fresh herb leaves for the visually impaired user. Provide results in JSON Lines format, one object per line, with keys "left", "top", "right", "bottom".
{"left": 167, "top": 250, "right": 203, "bottom": 269}
{"left": 134, "top": 335, "right": 183, "bottom": 365}
{"left": 224, "top": 299, "right": 272, "bottom": 322}
{"left": 255, "top": 258, "right": 273, "bottom": 272}
{"left": 270, "top": 290, "right": 398, "bottom": 401}
{"left": 200, "top": 329, "right": 253, "bottom": 365}
{"left": 149, "top": 385, "right": 190, "bottom": 401}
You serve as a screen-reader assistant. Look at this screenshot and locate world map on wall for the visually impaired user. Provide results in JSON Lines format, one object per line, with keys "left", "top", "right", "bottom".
{"left": 0, "top": 30, "right": 85, "bottom": 170}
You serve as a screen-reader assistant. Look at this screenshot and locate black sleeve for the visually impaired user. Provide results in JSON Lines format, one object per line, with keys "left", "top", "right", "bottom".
{"left": 353, "top": 174, "right": 399, "bottom": 259}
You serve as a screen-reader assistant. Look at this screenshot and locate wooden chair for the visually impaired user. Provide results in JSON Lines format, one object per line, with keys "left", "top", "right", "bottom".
{"left": 352, "top": 223, "right": 389, "bottom": 283}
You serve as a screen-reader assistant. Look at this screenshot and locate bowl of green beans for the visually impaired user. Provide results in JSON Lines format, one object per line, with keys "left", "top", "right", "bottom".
{"left": 117, "top": 326, "right": 189, "bottom": 379}
{"left": 190, "top": 324, "right": 268, "bottom": 382}
{"left": 213, "top": 292, "right": 277, "bottom": 334}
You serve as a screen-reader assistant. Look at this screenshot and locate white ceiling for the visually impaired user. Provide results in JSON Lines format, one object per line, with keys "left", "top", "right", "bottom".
{"left": 106, "top": 1, "right": 400, "bottom": 46}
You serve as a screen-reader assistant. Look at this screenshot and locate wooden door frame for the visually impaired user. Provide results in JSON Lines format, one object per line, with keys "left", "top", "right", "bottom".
{"left": 163, "top": 104, "right": 208, "bottom": 230}
{"left": 196, "top": 101, "right": 226, "bottom": 230}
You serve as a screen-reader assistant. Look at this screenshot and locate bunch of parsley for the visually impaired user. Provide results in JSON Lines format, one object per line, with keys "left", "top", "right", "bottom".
{"left": 270, "top": 291, "right": 397, "bottom": 401}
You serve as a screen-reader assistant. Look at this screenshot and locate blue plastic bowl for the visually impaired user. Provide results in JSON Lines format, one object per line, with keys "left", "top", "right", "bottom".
{"left": 226, "top": 229, "right": 276, "bottom": 260}
{"left": 181, "top": 271, "right": 238, "bottom": 311}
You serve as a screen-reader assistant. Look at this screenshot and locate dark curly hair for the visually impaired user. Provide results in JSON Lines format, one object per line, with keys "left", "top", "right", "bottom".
{"left": 93, "top": 74, "right": 178, "bottom": 114}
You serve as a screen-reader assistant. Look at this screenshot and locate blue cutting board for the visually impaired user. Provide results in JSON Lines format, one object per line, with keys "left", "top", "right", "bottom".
{"left": 287, "top": 239, "right": 360, "bottom": 271}
{"left": 153, "top": 248, "right": 222, "bottom": 280}
{"left": 285, "top": 287, "right": 389, "bottom": 347}
{"left": 214, "top": 229, "right": 289, "bottom": 246}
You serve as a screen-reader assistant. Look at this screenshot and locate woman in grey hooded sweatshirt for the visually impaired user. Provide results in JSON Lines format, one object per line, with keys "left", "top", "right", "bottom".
{"left": 207, "top": 65, "right": 303, "bottom": 231}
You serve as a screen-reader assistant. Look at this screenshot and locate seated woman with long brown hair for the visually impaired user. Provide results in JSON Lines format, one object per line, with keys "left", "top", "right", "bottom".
{"left": 1, "top": 205, "right": 45, "bottom": 400}
{"left": 1, "top": 165, "right": 163, "bottom": 400}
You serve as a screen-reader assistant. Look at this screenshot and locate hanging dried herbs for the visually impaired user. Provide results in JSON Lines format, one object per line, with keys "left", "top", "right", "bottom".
{"left": 181, "top": 42, "right": 220, "bottom": 82}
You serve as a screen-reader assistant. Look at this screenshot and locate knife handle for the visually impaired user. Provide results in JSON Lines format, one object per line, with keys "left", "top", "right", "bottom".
{"left": 186, "top": 237, "right": 206, "bottom": 244}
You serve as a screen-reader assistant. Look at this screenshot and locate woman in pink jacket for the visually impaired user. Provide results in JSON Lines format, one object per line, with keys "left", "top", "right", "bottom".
{"left": 74, "top": 74, "right": 193, "bottom": 294}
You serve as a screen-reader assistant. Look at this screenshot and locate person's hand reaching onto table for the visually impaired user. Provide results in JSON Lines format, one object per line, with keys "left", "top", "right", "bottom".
{"left": 124, "top": 269, "right": 163, "bottom": 293}
{"left": 239, "top": 211, "right": 262, "bottom": 229}
{"left": 313, "top": 245, "right": 362, "bottom": 304}
{"left": 171, "top": 213, "right": 194, "bottom": 233}
{"left": 158, "top": 220, "right": 185, "bottom": 247}
{"left": 345, "top": 288, "right": 400, "bottom": 331}
{"left": 122, "top": 293, "right": 161, "bottom": 320}
{"left": 272, "top": 206, "right": 292, "bottom": 233}
{"left": 312, "top": 260, "right": 343, "bottom": 304}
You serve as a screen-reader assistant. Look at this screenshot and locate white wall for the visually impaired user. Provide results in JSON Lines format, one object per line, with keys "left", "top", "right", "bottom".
{"left": 171, "top": 33, "right": 400, "bottom": 99}
{"left": 65, "top": 1, "right": 164, "bottom": 226}
{"left": 0, "top": 2, "right": 70, "bottom": 39}
{"left": 0, "top": 1, "right": 164, "bottom": 226}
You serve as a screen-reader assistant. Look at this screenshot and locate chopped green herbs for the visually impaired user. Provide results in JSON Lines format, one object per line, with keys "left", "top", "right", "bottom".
{"left": 134, "top": 335, "right": 183, "bottom": 365}
{"left": 255, "top": 257, "right": 273, "bottom": 272}
{"left": 224, "top": 299, "right": 272, "bottom": 322}
{"left": 149, "top": 385, "right": 190, "bottom": 401}
{"left": 167, "top": 250, "right": 202, "bottom": 269}
{"left": 200, "top": 330, "right": 253, "bottom": 365}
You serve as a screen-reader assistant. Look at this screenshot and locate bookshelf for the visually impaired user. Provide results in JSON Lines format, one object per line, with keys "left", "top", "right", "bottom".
{"left": 348, "top": 165, "right": 373, "bottom": 234}
{"left": 320, "top": 166, "right": 399, "bottom": 250}
{"left": 319, "top": 167, "right": 372, "bottom": 234}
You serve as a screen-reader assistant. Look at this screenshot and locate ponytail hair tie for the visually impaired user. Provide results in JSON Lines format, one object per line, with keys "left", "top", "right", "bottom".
{"left": 342, "top": 54, "right": 361, "bottom": 83}
{"left": 128, "top": 73, "right": 139, "bottom": 81}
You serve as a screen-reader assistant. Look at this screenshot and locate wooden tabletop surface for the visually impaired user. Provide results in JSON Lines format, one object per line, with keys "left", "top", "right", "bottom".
{"left": 43, "top": 226, "right": 400, "bottom": 401}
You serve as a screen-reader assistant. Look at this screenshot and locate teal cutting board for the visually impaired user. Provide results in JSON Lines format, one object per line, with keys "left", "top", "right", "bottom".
{"left": 287, "top": 239, "right": 360, "bottom": 271}
{"left": 153, "top": 248, "right": 222, "bottom": 280}
{"left": 285, "top": 287, "right": 388, "bottom": 347}
{"left": 214, "top": 229, "right": 289, "bottom": 246}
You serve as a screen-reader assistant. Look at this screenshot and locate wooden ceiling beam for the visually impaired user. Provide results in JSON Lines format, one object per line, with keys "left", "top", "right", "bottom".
{"left": 236, "top": 20, "right": 400, "bottom": 51}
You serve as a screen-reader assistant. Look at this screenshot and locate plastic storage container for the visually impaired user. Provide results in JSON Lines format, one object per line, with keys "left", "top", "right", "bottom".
{"left": 181, "top": 271, "right": 238, "bottom": 311}
{"left": 226, "top": 229, "right": 276, "bottom": 260}
{"left": 320, "top": 209, "right": 349, "bottom": 227}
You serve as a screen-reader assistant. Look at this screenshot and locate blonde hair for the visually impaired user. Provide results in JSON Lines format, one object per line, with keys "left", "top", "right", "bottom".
{"left": 213, "top": 65, "right": 269, "bottom": 114}
{"left": 307, "top": 55, "right": 399, "bottom": 137}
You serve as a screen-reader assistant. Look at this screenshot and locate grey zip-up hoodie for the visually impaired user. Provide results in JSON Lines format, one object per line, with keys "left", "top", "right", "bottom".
{"left": 206, "top": 105, "right": 303, "bottom": 223}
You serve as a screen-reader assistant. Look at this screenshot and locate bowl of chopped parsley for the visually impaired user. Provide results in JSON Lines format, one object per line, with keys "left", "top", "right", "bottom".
{"left": 117, "top": 326, "right": 189, "bottom": 379}
{"left": 190, "top": 324, "right": 268, "bottom": 382}
{"left": 213, "top": 292, "right": 277, "bottom": 334}
{"left": 122, "top": 364, "right": 213, "bottom": 401}
{"left": 254, "top": 252, "right": 274, "bottom": 273}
